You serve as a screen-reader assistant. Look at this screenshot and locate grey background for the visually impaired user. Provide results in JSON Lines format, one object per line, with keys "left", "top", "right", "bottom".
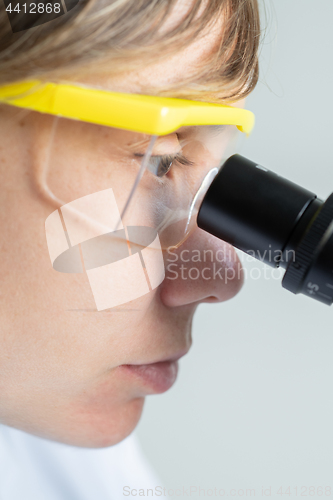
{"left": 135, "top": 1, "right": 333, "bottom": 497}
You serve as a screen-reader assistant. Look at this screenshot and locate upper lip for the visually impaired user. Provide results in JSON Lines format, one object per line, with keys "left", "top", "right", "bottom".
{"left": 124, "top": 348, "right": 190, "bottom": 366}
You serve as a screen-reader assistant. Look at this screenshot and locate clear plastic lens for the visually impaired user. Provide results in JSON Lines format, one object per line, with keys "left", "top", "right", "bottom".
{"left": 42, "top": 117, "right": 240, "bottom": 251}
{"left": 124, "top": 124, "right": 240, "bottom": 248}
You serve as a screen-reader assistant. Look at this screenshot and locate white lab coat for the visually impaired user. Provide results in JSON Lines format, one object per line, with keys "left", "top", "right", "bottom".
{"left": 0, "top": 424, "right": 161, "bottom": 499}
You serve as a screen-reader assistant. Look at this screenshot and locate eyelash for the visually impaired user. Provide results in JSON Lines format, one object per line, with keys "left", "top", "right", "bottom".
{"left": 134, "top": 152, "right": 194, "bottom": 178}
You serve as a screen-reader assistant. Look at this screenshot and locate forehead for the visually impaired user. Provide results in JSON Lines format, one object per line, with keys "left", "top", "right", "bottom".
{"left": 72, "top": 2, "right": 225, "bottom": 95}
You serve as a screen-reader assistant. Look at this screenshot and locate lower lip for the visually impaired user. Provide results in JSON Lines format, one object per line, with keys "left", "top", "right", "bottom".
{"left": 119, "top": 360, "right": 179, "bottom": 393}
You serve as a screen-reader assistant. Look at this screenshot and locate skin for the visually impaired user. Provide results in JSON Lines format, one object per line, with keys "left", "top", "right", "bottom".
{"left": 0, "top": 3, "right": 245, "bottom": 447}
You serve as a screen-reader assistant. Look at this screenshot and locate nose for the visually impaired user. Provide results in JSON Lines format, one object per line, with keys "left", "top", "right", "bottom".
{"left": 159, "top": 227, "right": 244, "bottom": 308}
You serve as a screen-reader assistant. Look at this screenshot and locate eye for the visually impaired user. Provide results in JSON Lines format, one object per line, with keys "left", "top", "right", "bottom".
{"left": 134, "top": 153, "right": 194, "bottom": 178}
{"left": 147, "top": 155, "right": 174, "bottom": 177}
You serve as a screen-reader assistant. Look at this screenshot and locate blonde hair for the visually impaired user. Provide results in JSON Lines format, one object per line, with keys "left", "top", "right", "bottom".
{"left": 0, "top": 0, "right": 261, "bottom": 103}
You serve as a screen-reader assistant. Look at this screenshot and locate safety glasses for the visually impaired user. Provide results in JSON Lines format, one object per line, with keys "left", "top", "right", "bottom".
{"left": 0, "top": 79, "right": 255, "bottom": 135}
{"left": 0, "top": 80, "right": 255, "bottom": 310}
{"left": 0, "top": 80, "right": 255, "bottom": 248}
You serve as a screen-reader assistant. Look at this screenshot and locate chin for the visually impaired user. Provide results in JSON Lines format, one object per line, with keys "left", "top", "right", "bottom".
{"left": 60, "top": 397, "right": 146, "bottom": 448}
{"left": 10, "top": 396, "right": 146, "bottom": 449}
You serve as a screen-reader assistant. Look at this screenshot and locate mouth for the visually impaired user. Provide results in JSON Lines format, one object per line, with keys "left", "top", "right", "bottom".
{"left": 119, "top": 349, "right": 188, "bottom": 394}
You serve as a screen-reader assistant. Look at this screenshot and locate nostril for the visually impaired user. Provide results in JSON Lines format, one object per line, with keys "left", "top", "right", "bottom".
{"left": 204, "top": 296, "right": 219, "bottom": 303}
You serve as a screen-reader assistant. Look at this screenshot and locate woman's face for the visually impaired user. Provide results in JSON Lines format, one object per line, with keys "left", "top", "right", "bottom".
{"left": 0, "top": 9, "right": 244, "bottom": 447}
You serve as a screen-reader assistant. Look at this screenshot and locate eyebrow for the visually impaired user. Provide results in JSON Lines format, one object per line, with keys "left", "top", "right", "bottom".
{"left": 128, "top": 124, "right": 228, "bottom": 155}
{"left": 128, "top": 133, "right": 181, "bottom": 155}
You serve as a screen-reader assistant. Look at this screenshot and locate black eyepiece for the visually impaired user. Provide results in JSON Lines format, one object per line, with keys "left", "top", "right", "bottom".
{"left": 197, "top": 154, "right": 333, "bottom": 305}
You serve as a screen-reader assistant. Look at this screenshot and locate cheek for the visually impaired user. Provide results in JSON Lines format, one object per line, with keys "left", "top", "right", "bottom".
{"left": 0, "top": 210, "right": 150, "bottom": 447}
{"left": 0, "top": 185, "right": 152, "bottom": 388}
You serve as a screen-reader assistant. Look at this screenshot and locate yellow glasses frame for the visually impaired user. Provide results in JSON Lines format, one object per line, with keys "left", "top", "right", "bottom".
{"left": 0, "top": 80, "right": 255, "bottom": 136}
